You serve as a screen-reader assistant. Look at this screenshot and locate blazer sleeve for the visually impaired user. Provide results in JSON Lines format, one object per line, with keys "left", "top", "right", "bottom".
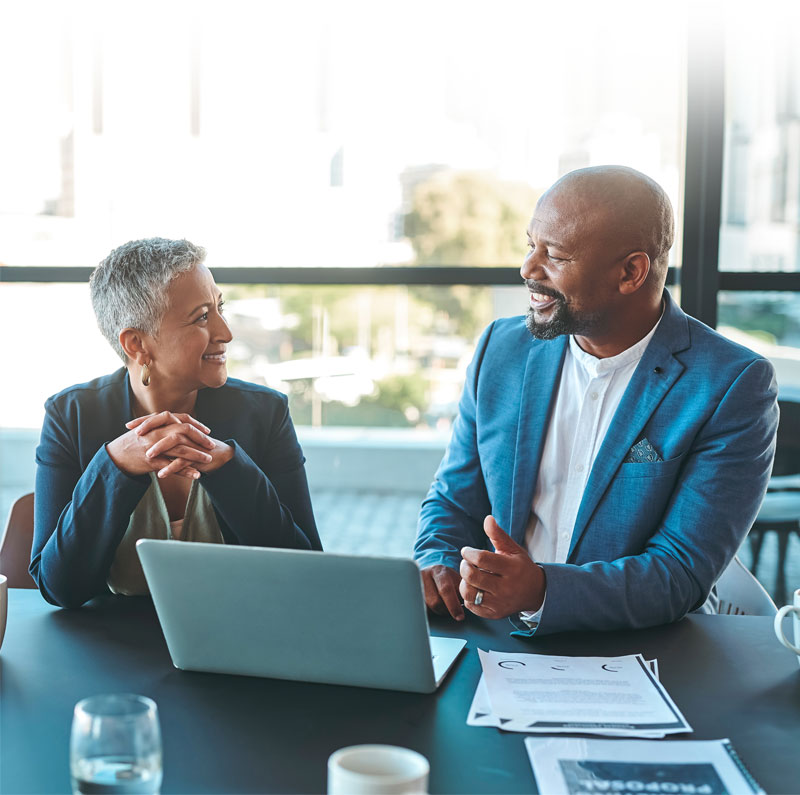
{"left": 533, "top": 357, "right": 779, "bottom": 635}
{"left": 413, "top": 323, "right": 496, "bottom": 571}
{"left": 200, "top": 393, "right": 321, "bottom": 552}
{"left": 31, "top": 398, "right": 151, "bottom": 608}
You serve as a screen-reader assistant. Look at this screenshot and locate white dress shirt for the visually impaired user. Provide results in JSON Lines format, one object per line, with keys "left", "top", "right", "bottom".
{"left": 519, "top": 315, "right": 662, "bottom": 627}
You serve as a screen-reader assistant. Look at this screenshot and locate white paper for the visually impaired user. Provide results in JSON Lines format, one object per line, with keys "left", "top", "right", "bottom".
{"left": 525, "top": 737, "right": 764, "bottom": 795}
{"left": 467, "top": 675, "right": 665, "bottom": 736}
{"left": 475, "top": 650, "right": 691, "bottom": 737}
{"left": 467, "top": 660, "right": 661, "bottom": 734}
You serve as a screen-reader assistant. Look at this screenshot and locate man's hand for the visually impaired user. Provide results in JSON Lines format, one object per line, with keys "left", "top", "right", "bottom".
{"left": 420, "top": 564, "right": 464, "bottom": 621}
{"left": 459, "top": 515, "right": 546, "bottom": 618}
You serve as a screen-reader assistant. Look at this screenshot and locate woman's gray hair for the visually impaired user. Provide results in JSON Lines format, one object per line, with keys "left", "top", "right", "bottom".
{"left": 90, "top": 237, "right": 207, "bottom": 362}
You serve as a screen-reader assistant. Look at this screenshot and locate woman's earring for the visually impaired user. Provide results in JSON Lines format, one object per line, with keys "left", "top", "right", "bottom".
{"left": 141, "top": 362, "right": 151, "bottom": 387}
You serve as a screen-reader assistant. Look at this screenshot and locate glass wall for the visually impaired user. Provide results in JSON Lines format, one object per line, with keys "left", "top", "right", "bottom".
{"left": 0, "top": 280, "right": 512, "bottom": 551}
{"left": 718, "top": 4, "right": 800, "bottom": 594}
{"left": 0, "top": 282, "right": 512, "bottom": 431}
{"left": 3, "top": 2, "right": 800, "bottom": 581}
{"left": 718, "top": 291, "right": 800, "bottom": 393}
{"left": 720, "top": 5, "right": 800, "bottom": 273}
{"left": 0, "top": 1, "right": 687, "bottom": 273}
{"left": 223, "top": 283, "right": 499, "bottom": 430}
{"left": 2, "top": 0, "right": 689, "bottom": 434}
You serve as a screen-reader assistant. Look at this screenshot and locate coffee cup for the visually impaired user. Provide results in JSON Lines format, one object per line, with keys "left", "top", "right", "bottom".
{"left": 774, "top": 588, "right": 800, "bottom": 664}
{"left": 327, "top": 745, "right": 429, "bottom": 794}
{"left": 0, "top": 574, "right": 7, "bottom": 651}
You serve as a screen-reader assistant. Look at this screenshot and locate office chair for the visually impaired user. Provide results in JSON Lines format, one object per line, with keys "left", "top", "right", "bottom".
{"left": 748, "top": 397, "right": 800, "bottom": 605}
{"left": 0, "top": 492, "right": 37, "bottom": 588}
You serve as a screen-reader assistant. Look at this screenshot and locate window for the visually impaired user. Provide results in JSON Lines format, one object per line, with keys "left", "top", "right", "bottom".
{"left": 0, "top": 2, "right": 692, "bottom": 550}
{"left": 2, "top": 1, "right": 688, "bottom": 432}
{"left": 718, "top": 292, "right": 800, "bottom": 392}
{"left": 720, "top": 7, "right": 800, "bottom": 273}
{"left": 0, "top": 2, "right": 686, "bottom": 272}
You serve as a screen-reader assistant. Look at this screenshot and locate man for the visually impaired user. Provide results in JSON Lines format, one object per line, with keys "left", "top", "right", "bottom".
{"left": 413, "top": 166, "right": 778, "bottom": 636}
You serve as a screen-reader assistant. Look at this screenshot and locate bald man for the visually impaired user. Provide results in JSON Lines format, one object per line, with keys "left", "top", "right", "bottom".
{"left": 413, "top": 166, "right": 778, "bottom": 636}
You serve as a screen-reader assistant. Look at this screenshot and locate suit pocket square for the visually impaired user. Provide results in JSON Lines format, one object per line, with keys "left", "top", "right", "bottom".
{"left": 624, "top": 438, "right": 663, "bottom": 463}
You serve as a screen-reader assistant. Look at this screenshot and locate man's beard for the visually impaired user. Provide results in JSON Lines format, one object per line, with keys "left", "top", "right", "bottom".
{"left": 524, "top": 293, "right": 602, "bottom": 340}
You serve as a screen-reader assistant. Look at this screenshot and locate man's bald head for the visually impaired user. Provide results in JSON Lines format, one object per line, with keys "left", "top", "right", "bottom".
{"left": 543, "top": 166, "right": 674, "bottom": 290}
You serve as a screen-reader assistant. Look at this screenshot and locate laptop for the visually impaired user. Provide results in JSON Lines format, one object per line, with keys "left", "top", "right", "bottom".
{"left": 136, "top": 539, "right": 466, "bottom": 693}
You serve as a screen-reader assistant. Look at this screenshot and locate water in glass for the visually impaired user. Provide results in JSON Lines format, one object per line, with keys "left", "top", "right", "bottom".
{"left": 71, "top": 754, "right": 162, "bottom": 795}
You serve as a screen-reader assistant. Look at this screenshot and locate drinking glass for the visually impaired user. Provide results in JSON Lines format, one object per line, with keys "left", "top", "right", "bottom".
{"left": 70, "top": 694, "right": 162, "bottom": 795}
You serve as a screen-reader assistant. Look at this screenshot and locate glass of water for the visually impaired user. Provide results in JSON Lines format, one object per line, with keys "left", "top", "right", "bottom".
{"left": 70, "top": 694, "right": 162, "bottom": 795}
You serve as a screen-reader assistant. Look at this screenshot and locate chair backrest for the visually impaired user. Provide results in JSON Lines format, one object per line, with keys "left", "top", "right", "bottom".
{"left": 716, "top": 555, "right": 776, "bottom": 616}
{"left": 0, "top": 492, "right": 37, "bottom": 589}
{"left": 772, "top": 398, "right": 800, "bottom": 477}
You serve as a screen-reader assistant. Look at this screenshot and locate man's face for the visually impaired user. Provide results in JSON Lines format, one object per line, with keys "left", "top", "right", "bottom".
{"left": 521, "top": 191, "right": 625, "bottom": 341}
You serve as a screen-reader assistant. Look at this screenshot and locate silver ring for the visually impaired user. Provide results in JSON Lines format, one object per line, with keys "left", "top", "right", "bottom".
{"left": 474, "top": 590, "right": 484, "bottom": 606}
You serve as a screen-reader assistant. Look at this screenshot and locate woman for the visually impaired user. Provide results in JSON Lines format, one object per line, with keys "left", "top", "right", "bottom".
{"left": 31, "top": 238, "right": 321, "bottom": 608}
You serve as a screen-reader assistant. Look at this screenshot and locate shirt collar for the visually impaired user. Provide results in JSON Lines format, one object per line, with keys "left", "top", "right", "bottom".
{"left": 568, "top": 306, "right": 664, "bottom": 378}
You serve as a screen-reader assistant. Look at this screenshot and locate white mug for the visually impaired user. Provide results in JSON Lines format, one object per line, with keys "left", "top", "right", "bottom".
{"left": 774, "top": 588, "right": 800, "bottom": 664}
{"left": 0, "top": 574, "right": 7, "bottom": 652}
{"left": 328, "top": 745, "right": 429, "bottom": 795}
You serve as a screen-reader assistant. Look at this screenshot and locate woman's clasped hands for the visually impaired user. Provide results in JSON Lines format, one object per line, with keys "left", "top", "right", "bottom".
{"left": 106, "top": 411, "right": 234, "bottom": 480}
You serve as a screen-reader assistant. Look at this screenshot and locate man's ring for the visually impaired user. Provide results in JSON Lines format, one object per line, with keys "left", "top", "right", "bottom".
{"left": 474, "top": 590, "right": 484, "bottom": 606}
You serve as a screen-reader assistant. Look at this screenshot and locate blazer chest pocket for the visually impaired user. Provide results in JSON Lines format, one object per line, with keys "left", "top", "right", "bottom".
{"left": 615, "top": 453, "right": 684, "bottom": 480}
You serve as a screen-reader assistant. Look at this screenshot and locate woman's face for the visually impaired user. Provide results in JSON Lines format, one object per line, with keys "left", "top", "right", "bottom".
{"left": 146, "top": 263, "right": 232, "bottom": 391}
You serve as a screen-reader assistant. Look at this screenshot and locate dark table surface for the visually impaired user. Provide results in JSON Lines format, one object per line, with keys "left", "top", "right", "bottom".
{"left": 2, "top": 589, "right": 800, "bottom": 794}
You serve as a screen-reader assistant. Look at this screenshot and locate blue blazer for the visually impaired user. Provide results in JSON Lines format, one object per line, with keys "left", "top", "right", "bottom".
{"left": 32, "top": 369, "right": 321, "bottom": 608}
{"left": 414, "top": 292, "right": 778, "bottom": 635}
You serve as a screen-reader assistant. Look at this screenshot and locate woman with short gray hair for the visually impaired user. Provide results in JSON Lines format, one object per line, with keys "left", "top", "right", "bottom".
{"left": 31, "top": 238, "right": 321, "bottom": 608}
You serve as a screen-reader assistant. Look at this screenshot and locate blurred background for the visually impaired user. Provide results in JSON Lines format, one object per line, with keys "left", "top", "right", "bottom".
{"left": 2, "top": 0, "right": 799, "bottom": 597}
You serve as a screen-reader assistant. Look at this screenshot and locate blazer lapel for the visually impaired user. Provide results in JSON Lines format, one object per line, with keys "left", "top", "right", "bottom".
{"left": 568, "top": 293, "right": 690, "bottom": 558}
{"left": 508, "top": 337, "right": 568, "bottom": 542}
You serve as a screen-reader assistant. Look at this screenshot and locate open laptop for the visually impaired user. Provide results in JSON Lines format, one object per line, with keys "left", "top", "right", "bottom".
{"left": 136, "top": 539, "right": 466, "bottom": 693}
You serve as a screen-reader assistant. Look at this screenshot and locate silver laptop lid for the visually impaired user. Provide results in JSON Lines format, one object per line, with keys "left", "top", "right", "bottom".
{"left": 137, "top": 539, "right": 463, "bottom": 693}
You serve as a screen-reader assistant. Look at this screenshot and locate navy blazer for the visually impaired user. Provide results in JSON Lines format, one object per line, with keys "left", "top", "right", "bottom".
{"left": 414, "top": 291, "right": 779, "bottom": 634}
{"left": 32, "top": 369, "right": 321, "bottom": 607}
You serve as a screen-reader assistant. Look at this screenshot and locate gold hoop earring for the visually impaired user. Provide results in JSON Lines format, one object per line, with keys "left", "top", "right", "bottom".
{"left": 141, "top": 362, "right": 151, "bottom": 387}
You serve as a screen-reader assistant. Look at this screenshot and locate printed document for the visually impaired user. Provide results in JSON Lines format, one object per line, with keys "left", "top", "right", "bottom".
{"left": 525, "top": 737, "right": 764, "bottom": 795}
{"left": 471, "top": 649, "right": 691, "bottom": 737}
{"left": 468, "top": 668, "right": 660, "bottom": 735}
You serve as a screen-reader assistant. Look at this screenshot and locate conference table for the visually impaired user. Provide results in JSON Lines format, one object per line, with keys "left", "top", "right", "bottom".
{"left": 2, "top": 590, "right": 799, "bottom": 794}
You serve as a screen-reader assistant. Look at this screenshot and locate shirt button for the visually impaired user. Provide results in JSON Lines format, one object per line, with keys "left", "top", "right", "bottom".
{"left": 576, "top": 464, "right": 584, "bottom": 473}
{"left": 590, "top": 391, "right": 599, "bottom": 400}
